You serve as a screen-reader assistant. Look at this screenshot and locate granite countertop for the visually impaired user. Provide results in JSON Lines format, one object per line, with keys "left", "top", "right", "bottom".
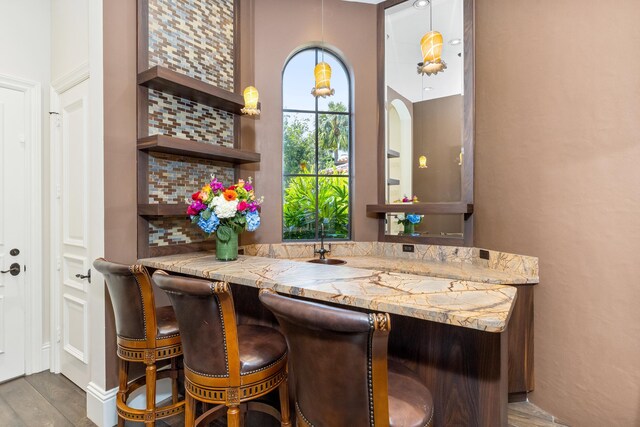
{"left": 290, "top": 256, "right": 537, "bottom": 285}
{"left": 140, "top": 252, "right": 518, "bottom": 333}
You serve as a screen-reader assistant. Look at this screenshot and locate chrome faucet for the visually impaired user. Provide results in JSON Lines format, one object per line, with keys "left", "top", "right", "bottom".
{"left": 314, "top": 223, "right": 331, "bottom": 260}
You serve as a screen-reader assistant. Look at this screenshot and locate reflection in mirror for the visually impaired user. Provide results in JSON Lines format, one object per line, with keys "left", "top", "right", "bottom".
{"left": 384, "top": 0, "right": 465, "bottom": 237}
{"left": 385, "top": 213, "right": 463, "bottom": 238}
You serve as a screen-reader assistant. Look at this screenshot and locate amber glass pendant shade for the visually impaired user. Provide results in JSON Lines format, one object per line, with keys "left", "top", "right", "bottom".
{"left": 419, "top": 155, "right": 428, "bottom": 168}
{"left": 418, "top": 31, "right": 447, "bottom": 76}
{"left": 311, "top": 61, "right": 335, "bottom": 98}
{"left": 241, "top": 86, "right": 260, "bottom": 116}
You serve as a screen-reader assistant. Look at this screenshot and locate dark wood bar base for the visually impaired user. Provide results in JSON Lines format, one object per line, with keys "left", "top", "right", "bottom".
{"left": 227, "top": 283, "right": 509, "bottom": 427}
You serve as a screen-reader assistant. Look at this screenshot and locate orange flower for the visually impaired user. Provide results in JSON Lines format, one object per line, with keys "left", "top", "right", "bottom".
{"left": 223, "top": 189, "right": 238, "bottom": 201}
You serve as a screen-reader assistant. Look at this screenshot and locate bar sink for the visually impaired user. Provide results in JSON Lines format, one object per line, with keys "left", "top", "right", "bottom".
{"left": 307, "top": 258, "right": 347, "bottom": 265}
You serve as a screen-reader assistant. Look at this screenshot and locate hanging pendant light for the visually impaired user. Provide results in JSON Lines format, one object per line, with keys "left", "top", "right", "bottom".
{"left": 417, "top": 0, "right": 447, "bottom": 76}
{"left": 312, "top": 0, "right": 335, "bottom": 98}
{"left": 241, "top": 86, "right": 260, "bottom": 116}
{"left": 312, "top": 62, "right": 335, "bottom": 98}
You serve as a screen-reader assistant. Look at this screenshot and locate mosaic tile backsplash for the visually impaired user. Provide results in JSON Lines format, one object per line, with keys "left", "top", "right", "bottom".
{"left": 148, "top": 0, "right": 235, "bottom": 90}
{"left": 149, "top": 217, "right": 206, "bottom": 247}
{"left": 148, "top": 90, "right": 235, "bottom": 145}
{"left": 149, "top": 152, "right": 235, "bottom": 205}
{"left": 146, "top": 0, "right": 237, "bottom": 247}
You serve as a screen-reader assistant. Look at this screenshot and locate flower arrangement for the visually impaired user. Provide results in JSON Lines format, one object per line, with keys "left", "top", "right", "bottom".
{"left": 187, "top": 176, "right": 263, "bottom": 260}
{"left": 397, "top": 213, "right": 423, "bottom": 236}
{"left": 402, "top": 195, "right": 419, "bottom": 203}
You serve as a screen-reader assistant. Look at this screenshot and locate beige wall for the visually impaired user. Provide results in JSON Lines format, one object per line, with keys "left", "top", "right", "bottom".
{"left": 475, "top": 0, "right": 640, "bottom": 424}
{"left": 103, "top": 0, "right": 137, "bottom": 389}
{"left": 240, "top": 0, "right": 379, "bottom": 244}
{"left": 412, "top": 95, "right": 463, "bottom": 234}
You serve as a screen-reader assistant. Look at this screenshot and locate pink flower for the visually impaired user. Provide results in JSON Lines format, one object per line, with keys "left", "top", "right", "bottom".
{"left": 210, "top": 179, "right": 225, "bottom": 193}
{"left": 247, "top": 201, "right": 260, "bottom": 212}
{"left": 237, "top": 201, "right": 248, "bottom": 212}
{"left": 244, "top": 183, "right": 253, "bottom": 192}
{"left": 187, "top": 200, "right": 206, "bottom": 216}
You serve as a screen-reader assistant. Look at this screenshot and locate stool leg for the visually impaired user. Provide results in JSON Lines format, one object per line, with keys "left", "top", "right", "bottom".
{"left": 185, "top": 393, "right": 195, "bottom": 427}
{"left": 117, "top": 359, "right": 129, "bottom": 427}
{"left": 145, "top": 364, "right": 156, "bottom": 426}
{"left": 278, "top": 377, "right": 291, "bottom": 427}
{"left": 227, "top": 405, "right": 240, "bottom": 427}
{"left": 171, "top": 357, "right": 179, "bottom": 404}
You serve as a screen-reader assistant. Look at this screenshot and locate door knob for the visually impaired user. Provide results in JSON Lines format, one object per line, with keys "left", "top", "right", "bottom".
{"left": 75, "top": 269, "right": 91, "bottom": 284}
{"left": 1, "top": 263, "right": 21, "bottom": 276}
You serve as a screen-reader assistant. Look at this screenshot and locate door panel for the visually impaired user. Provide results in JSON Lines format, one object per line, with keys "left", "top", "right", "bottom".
{"left": 56, "top": 80, "right": 91, "bottom": 389}
{"left": 0, "top": 86, "right": 27, "bottom": 383}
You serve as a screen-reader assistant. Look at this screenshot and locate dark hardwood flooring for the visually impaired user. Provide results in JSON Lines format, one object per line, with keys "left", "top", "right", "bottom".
{"left": 0, "top": 372, "right": 568, "bottom": 426}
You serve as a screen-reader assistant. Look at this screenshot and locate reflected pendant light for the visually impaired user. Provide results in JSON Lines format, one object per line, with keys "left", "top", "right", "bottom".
{"left": 312, "top": 0, "right": 335, "bottom": 98}
{"left": 241, "top": 86, "right": 260, "bottom": 116}
{"left": 418, "top": 0, "right": 447, "bottom": 76}
{"left": 419, "top": 155, "right": 428, "bottom": 168}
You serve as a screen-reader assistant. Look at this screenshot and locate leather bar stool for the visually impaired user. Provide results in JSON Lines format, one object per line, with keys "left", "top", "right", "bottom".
{"left": 259, "top": 289, "right": 434, "bottom": 427}
{"left": 93, "top": 259, "right": 184, "bottom": 426}
{"left": 152, "top": 271, "right": 291, "bottom": 427}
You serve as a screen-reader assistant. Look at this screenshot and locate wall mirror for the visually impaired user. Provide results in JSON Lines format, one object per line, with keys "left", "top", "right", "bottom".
{"left": 369, "top": 0, "right": 474, "bottom": 246}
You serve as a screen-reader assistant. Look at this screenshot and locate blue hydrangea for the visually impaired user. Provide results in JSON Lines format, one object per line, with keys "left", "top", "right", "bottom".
{"left": 197, "top": 213, "right": 220, "bottom": 234}
{"left": 406, "top": 214, "right": 422, "bottom": 224}
{"left": 246, "top": 210, "right": 261, "bottom": 232}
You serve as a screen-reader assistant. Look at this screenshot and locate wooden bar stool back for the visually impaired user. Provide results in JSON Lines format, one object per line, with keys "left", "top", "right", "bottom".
{"left": 152, "top": 271, "right": 291, "bottom": 427}
{"left": 259, "top": 289, "right": 435, "bottom": 427}
{"left": 93, "top": 259, "right": 184, "bottom": 426}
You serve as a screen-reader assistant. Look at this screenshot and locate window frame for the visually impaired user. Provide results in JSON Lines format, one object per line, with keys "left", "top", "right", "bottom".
{"left": 281, "top": 47, "right": 353, "bottom": 242}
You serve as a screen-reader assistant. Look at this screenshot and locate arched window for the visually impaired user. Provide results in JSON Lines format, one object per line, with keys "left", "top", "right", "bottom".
{"left": 282, "top": 48, "right": 352, "bottom": 240}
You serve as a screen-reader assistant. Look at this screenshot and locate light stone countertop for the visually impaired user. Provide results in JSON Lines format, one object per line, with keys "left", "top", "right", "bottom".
{"left": 140, "top": 251, "right": 519, "bottom": 333}
{"left": 290, "top": 256, "right": 537, "bottom": 285}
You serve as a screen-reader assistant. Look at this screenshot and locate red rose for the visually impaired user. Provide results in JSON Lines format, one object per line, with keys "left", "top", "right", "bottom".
{"left": 192, "top": 191, "right": 201, "bottom": 201}
{"left": 237, "top": 201, "right": 248, "bottom": 212}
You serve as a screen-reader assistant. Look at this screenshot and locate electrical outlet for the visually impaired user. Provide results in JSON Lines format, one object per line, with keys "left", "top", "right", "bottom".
{"left": 402, "top": 244, "right": 415, "bottom": 253}
{"left": 479, "top": 249, "right": 490, "bottom": 260}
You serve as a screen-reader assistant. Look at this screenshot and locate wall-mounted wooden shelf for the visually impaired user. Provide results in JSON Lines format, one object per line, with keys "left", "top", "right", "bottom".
{"left": 138, "top": 203, "right": 189, "bottom": 218}
{"left": 138, "top": 135, "right": 260, "bottom": 164}
{"left": 387, "top": 178, "right": 400, "bottom": 186}
{"left": 138, "top": 65, "right": 259, "bottom": 115}
{"left": 387, "top": 149, "right": 400, "bottom": 158}
{"left": 366, "top": 202, "right": 474, "bottom": 215}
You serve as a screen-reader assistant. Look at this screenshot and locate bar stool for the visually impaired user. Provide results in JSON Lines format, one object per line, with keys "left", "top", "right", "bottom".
{"left": 152, "top": 271, "right": 291, "bottom": 427}
{"left": 259, "top": 289, "right": 434, "bottom": 427}
{"left": 93, "top": 259, "right": 184, "bottom": 426}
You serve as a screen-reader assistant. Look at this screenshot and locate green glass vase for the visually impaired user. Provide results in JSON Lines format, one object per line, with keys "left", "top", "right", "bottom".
{"left": 215, "top": 231, "right": 239, "bottom": 261}
{"left": 403, "top": 222, "right": 415, "bottom": 235}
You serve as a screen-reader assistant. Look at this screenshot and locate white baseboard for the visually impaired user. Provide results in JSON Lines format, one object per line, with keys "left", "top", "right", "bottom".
{"left": 85, "top": 378, "right": 172, "bottom": 427}
{"left": 87, "top": 382, "right": 118, "bottom": 427}
{"left": 41, "top": 343, "right": 50, "bottom": 371}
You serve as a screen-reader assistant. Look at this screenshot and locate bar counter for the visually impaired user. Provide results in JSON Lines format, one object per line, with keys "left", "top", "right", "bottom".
{"left": 140, "top": 243, "right": 539, "bottom": 427}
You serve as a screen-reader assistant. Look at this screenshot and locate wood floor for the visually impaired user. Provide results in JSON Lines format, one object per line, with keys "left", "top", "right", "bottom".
{"left": 0, "top": 372, "right": 569, "bottom": 426}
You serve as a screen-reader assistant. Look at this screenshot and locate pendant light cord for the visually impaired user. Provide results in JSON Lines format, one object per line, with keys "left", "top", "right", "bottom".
{"left": 321, "top": 0, "right": 325, "bottom": 61}
{"left": 429, "top": 0, "right": 433, "bottom": 31}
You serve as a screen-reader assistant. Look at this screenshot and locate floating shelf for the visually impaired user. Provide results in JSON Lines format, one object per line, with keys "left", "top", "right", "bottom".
{"left": 366, "top": 202, "right": 474, "bottom": 215}
{"left": 387, "top": 178, "right": 400, "bottom": 186}
{"left": 138, "top": 135, "right": 261, "bottom": 164}
{"left": 387, "top": 149, "right": 400, "bottom": 159}
{"left": 137, "top": 66, "right": 260, "bottom": 115}
{"left": 138, "top": 203, "right": 189, "bottom": 218}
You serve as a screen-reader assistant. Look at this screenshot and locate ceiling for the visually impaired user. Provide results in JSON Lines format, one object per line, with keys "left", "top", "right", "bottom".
{"left": 385, "top": 0, "right": 464, "bottom": 103}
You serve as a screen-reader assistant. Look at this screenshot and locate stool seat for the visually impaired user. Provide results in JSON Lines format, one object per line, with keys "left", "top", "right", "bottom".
{"left": 388, "top": 360, "right": 434, "bottom": 427}
{"left": 156, "top": 306, "right": 180, "bottom": 339}
{"left": 238, "top": 325, "right": 287, "bottom": 375}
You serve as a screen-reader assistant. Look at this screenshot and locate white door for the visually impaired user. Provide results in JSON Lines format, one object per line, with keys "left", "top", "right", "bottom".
{"left": 53, "top": 79, "right": 92, "bottom": 389}
{"left": 0, "top": 86, "right": 27, "bottom": 383}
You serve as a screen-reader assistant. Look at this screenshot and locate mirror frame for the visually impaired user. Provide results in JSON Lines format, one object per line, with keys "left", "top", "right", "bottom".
{"left": 371, "top": 0, "right": 475, "bottom": 246}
